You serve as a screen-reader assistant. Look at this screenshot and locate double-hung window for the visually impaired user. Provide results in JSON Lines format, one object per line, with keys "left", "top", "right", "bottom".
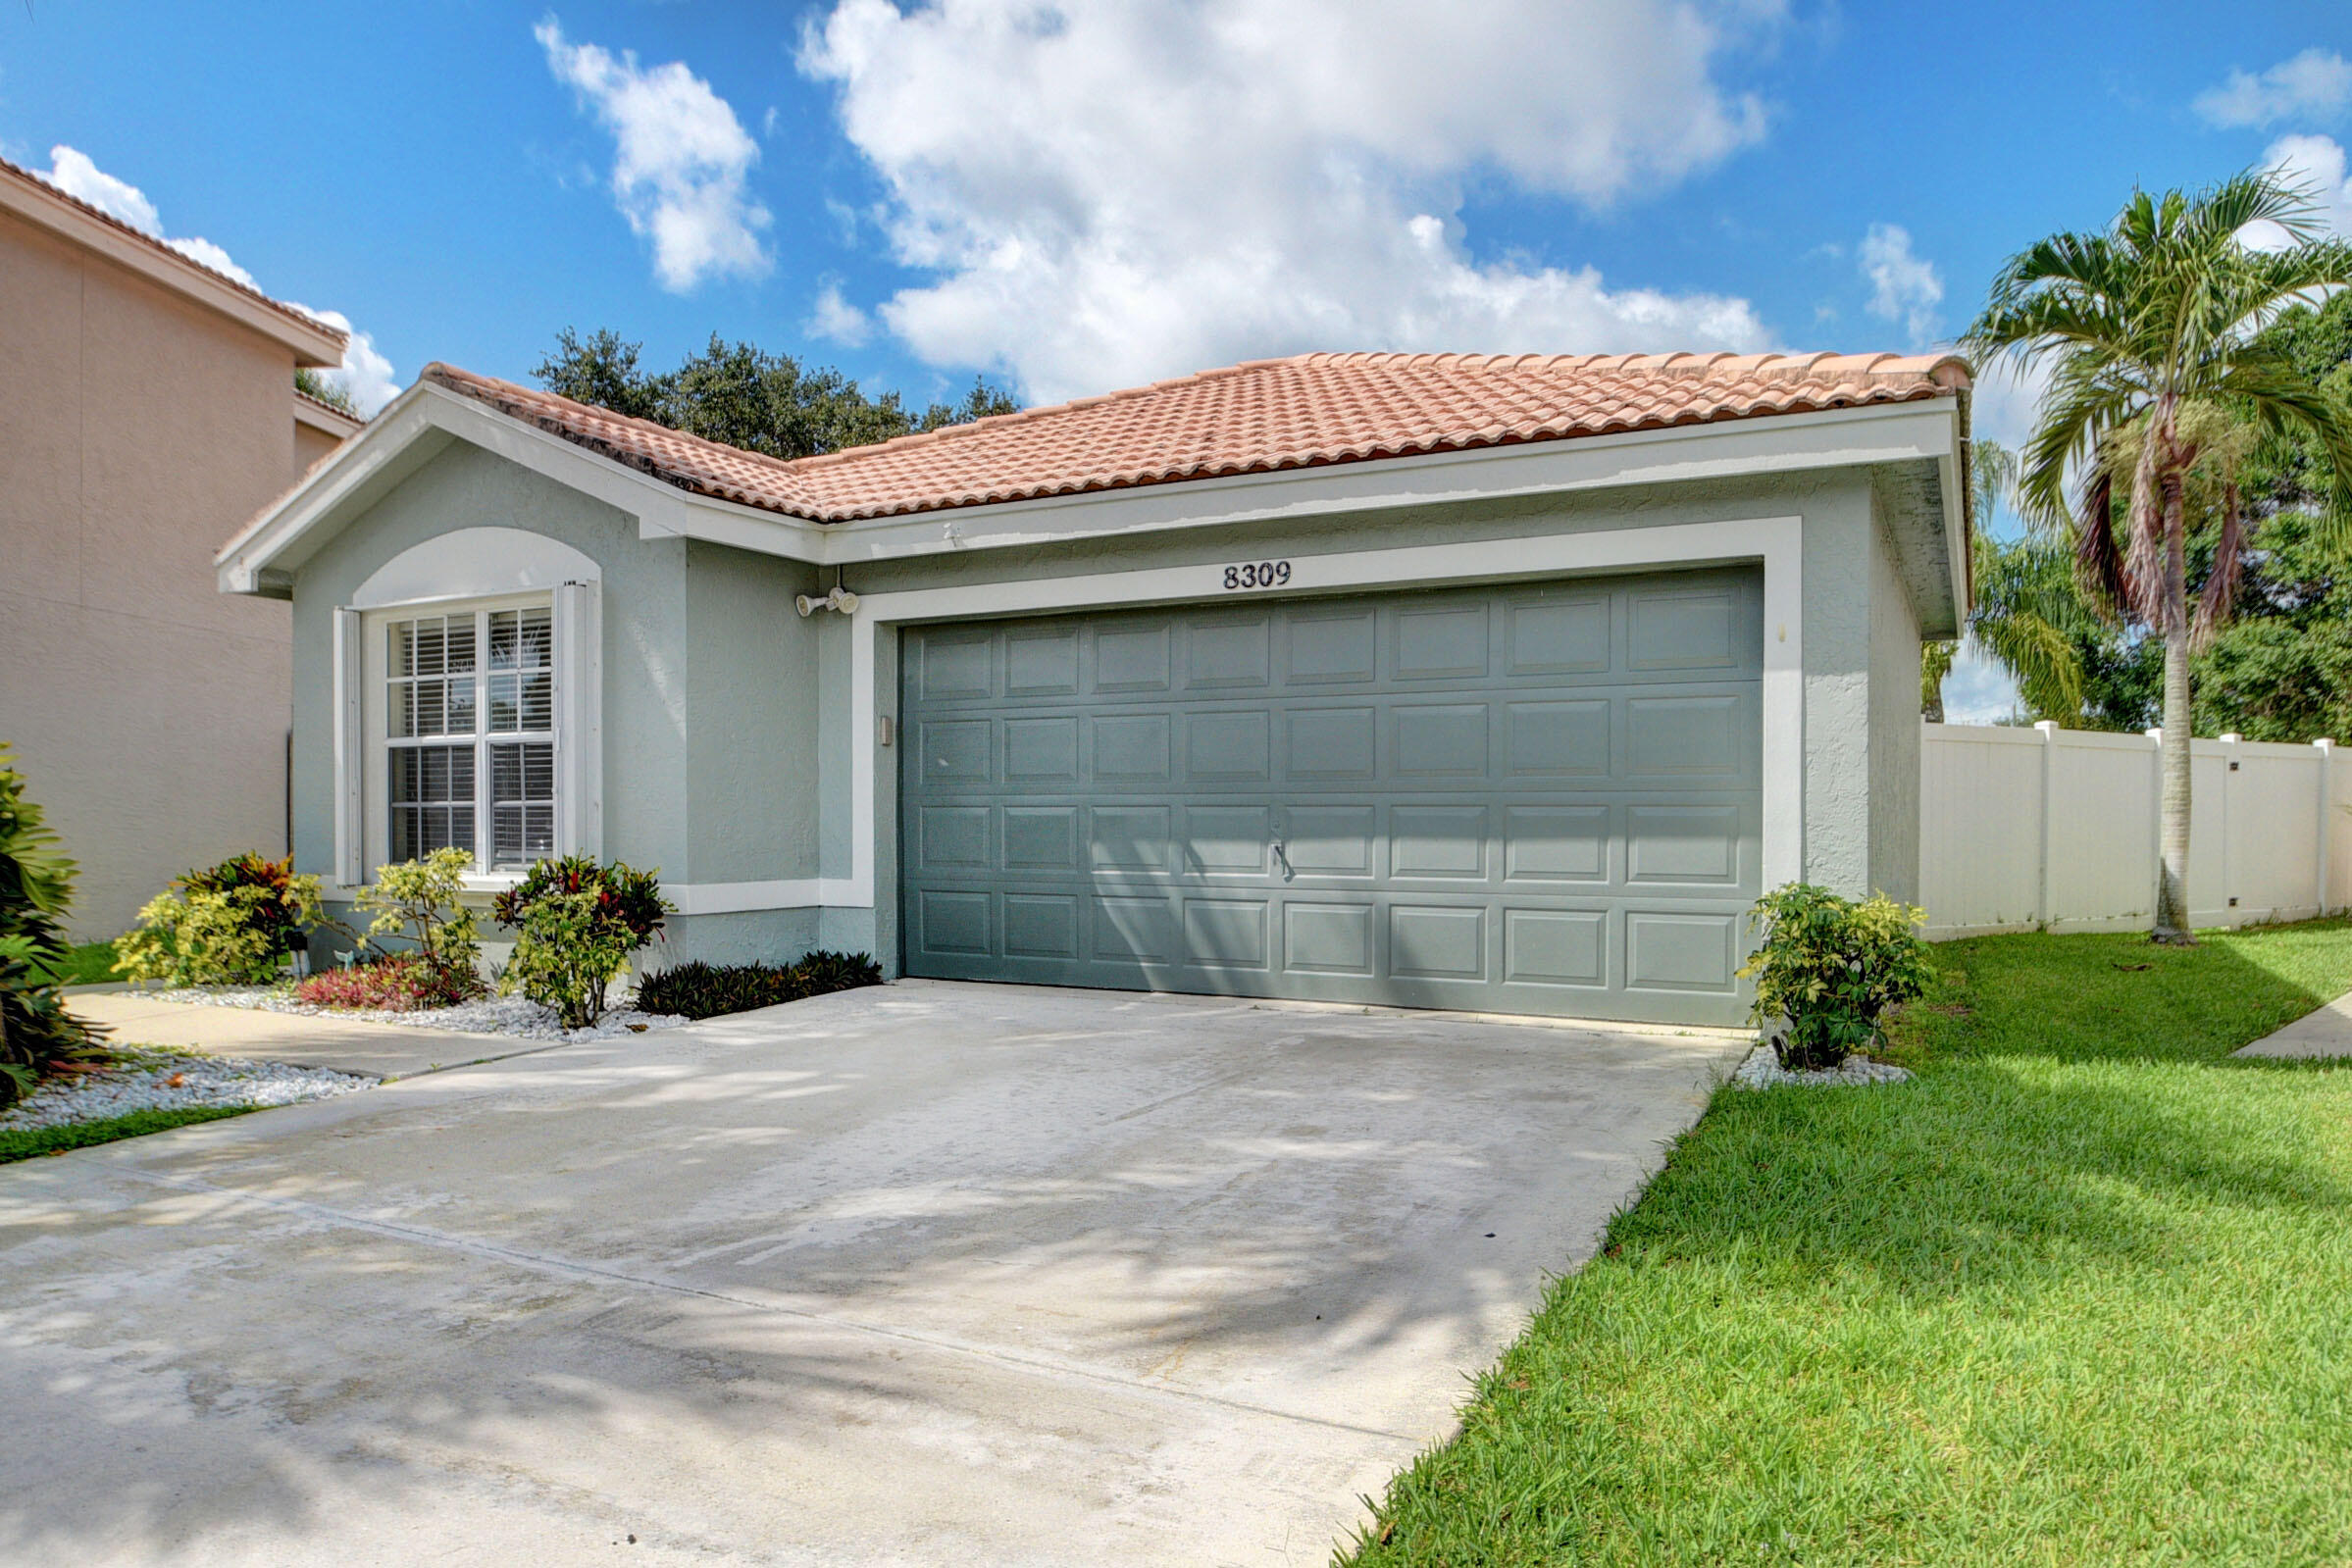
{"left": 382, "top": 602, "right": 558, "bottom": 871}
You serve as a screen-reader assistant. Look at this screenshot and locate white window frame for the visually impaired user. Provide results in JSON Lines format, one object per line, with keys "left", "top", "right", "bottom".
{"left": 333, "top": 580, "right": 600, "bottom": 892}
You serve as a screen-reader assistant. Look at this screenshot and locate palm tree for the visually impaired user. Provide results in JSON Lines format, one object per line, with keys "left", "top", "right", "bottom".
{"left": 1921, "top": 440, "right": 2087, "bottom": 724}
{"left": 1967, "top": 170, "right": 2352, "bottom": 942}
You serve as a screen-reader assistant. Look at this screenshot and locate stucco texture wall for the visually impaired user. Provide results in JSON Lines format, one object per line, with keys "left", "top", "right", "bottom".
{"left": 288, "top": 441, "right": 824, "bottom": 967}
{"left": 0, "top": 207, "right": 309, "bottom": 937}
{"left": 1866, "top": 507, "right": 1925, "bottom": 905}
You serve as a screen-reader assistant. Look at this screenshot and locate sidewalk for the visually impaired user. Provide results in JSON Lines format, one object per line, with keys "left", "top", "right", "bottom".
{"left": 67, "top": 989, "right": 562, "bottom": 1080}
{"left": 2234, "top": 990, "right": 2352, "bottom": 1059}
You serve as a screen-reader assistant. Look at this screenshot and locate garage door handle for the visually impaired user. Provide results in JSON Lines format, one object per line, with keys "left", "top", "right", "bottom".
{"left": 1270, "top": 840, "right": 1295, "bottom": 881}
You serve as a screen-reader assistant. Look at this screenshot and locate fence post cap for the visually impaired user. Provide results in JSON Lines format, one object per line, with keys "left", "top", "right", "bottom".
{"left": 2221, "top": 732, "right": 2244, "bottom": 743}
{"left": 2033, "top": 720, "right": 2060, "bottom": 735}
{"left": 2317, "top": 737, "right": 2336, "bottom": 752}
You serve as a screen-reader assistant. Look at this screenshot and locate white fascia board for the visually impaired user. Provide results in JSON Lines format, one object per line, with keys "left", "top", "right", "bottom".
{"left": 735, "top": 397, "right": 1963, "bottom": 570}
{"left": 217, "top": 380, "right": 832, "bottom": 592}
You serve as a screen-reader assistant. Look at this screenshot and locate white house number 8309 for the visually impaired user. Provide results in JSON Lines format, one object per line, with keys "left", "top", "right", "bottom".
{"left": 1223, "top": 560, "right": 1292, "bottom": 590}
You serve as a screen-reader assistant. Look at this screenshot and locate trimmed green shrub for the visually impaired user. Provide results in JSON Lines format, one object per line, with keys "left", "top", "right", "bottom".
{"left": 492, "top": 855, "right": 671, "bottom": 1029}
{"left": 635, "top": 950, "right": 882, "bottom": 1021}
{"left": 0, "top": 744, "right": 102, "bottom": 1103}
{"left": 1738, "top": 882, "right": 1931, "bottom": 1070}
{"left": 352, "top": 847, "right": 485, "bottom": 999}
{"left": 118, "top": 851, "right": 325, "bottom": 987}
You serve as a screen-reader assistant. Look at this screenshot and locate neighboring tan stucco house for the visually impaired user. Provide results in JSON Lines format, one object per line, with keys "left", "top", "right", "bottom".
{"left": 219, "top": 350, "right": 1972, "bottom": 1027}
{"left": 0, "top": 155, "right": 363, "bottom": 938}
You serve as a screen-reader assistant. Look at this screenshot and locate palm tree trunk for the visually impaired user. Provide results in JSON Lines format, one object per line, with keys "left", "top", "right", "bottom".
{"left": 2153, "top": 469, "right": 2194, "bottom": 944}
{"left": 1924, "top": 687, "right": 1945, "bottom": 724}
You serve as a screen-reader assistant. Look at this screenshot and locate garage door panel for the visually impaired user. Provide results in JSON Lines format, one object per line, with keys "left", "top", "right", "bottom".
{"left": 1287, "top": 706, "right": 1378, "bottom": 779}
{"left": 902, "top": 568, "right": 1761, "bottom": 1024}
{"left": 1390, "top": 804, "right": 1489, "bottom": 880}
{"left": 1625, "top": 804, "right": 1745, "bottom": 885}
{"left": 1183, "top": 805, "right": 1272, "bottom": 874}
{"left": 1504, "top": 804, "right": 1611, "bottom": 882}
{"left": 1092, "top": 713, "right": 1172, "bottom": 781}
{"left": 1506, "top": 594, "right": 1611, "bottom": 675}
{"left": 1504, "top": 907, "right": 1609, "bottom": 986}
{"left": 1624, "top": 910, "right": 1743, "bottom": 992}
{"left": 1095, "top": 895, "right": 1177, "bottom": 965}
{"left": 1003, "top": 806, "right": 1079, "bottom": 871}
{"left": 1287, "top": 611, "right": 1377, "bottom": 683}
{"left": 1184, "top": 710, "right": 1271, "bottom": 782}
{"left": 1004, "top": 716, "right": 1079, "bottom": 783}
{"left": 1005, "top": 629, "right": 1079, "bottom": 694}
{"left": 913, "top": 631, "right": 996, "bottom": 701}
{"left": 1185, "top": 618, "right": 1273, "bottom": 689}
{"left": 1394, "top": 703, "right": 1489, "bottom": 778}
{"left": 1283, "top": 903, "right": 1377, "bottom": 976}
{"left": 1394, "top": 604, "right": 1491, "bottom": 681}
{"left": 917, "top": 804, "right": 993, "bottom": 871}
{"left": 1624, "top": 693, "right": 1746, "bottom": 779}
{"left": 1506, "top": 699, "right": 1611, "bottom": 778}
{"left": 1627, "top": 582, "right": 1747, "bottom": 671}
{"left": 1183, "top": 899, "right": 1269, "bottom": 969}
{"left": 915, "top": 889, "right": 993, "bottom": 957}
{"left": 1089, "top": 804, "right": 1170, "bottom": 870}
{"left": 1389, "top": 905, "right": 1487, "bottom": 981}
{"left": 1003, "top": 893, "right": 1080, "bottom": 959}
{"left": 1286, "top": 804, "right": 1377, "bottom": 875}
{"left": 1093, "top": 624, "right": 1172, "bottom": 692}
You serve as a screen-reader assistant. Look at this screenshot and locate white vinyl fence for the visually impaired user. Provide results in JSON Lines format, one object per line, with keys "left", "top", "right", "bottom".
{"left": 1919, "top": 722, "right": 2352, "bottom": 939}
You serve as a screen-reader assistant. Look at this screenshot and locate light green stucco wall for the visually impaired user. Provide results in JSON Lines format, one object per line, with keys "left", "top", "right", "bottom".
{"left": 288, "top": 439, "right": 826, "bottom": 968}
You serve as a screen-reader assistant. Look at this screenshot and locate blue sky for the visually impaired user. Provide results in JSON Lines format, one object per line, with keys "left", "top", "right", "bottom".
{"left": 5, "top": 1, "right": 2350, "bottom": 713}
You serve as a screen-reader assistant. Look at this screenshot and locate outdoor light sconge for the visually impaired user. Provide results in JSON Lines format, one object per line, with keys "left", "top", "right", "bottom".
{"left": 794, "top": 585, "right": 860, "bottom": 617}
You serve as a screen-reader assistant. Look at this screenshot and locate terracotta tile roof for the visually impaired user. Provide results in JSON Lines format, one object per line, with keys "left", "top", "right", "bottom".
{"left": 293, "top": 385, "right": 368, "bottom": 426}
{"left": 0, "top": 154, "right": 347, "bottom": 348}
{"left": 422, "top": 350, "right": 1969, "bottom": 527}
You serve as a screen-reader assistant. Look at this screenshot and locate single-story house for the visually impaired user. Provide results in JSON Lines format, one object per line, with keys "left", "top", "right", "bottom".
{"left": 216, "top": 350, "right": 1972, "bottom": 1027}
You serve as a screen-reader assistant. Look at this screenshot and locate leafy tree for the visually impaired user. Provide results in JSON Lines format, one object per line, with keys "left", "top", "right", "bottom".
{"left": 1966, "top": 169, "right": 2352, "bottom": 942}
{"left": 533, "top": 329, "right": 1019, "bottom": 459}
{"left": 293, "top": 367, "right": 359, "bottom": 416}
{"left": 1922, "top": 440, "right": 2088, "bottom": 723}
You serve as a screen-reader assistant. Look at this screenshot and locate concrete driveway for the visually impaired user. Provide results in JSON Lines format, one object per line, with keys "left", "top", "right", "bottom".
{"left": 1, "top": 981, "right": 1745, "bottom": 1566}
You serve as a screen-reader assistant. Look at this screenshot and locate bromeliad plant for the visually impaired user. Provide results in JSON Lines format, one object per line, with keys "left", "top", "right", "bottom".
{"left": 492, "top": 855, "right": 671, "bottom": 1030}
{"left": 117, "top": 851, "right": 327, "bottom": 987}
{"left": 0, "top": 744, "right": 102, "bottom": 1104}
{"left": 1738, "top": 883, "right": 1931, "bottom": 1071}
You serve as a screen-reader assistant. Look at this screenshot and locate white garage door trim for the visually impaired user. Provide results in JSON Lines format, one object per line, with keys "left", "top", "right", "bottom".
{"left": 668, "top": 515, "right": 1802, "bottom": 915}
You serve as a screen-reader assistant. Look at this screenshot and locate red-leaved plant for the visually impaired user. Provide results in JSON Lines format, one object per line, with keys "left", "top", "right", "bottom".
{"left": 295, "top": 954, "right": 478, "bottom": 1013}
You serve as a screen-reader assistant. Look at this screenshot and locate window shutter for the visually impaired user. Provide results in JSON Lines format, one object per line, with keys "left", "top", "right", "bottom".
{"left": 332, "top": 605, "right": 364, "bottom": 885}
{"left": 552, "top": 580, "right": 603, "bottom": 859}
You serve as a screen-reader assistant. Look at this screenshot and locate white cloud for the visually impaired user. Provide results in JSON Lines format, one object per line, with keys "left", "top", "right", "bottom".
{"left": 797, "top": 0, "right": 1777, "bottom": 402}
{"left": 41, "top": 144, "right": 162, "bottom": 231}
{"left": 166, "top": 234, "right": 257, "bottom": 289}
{"left": 806, "top": 280, "right": 873, "bottom": 346}
{"left": 34, "top": 145, "right": 400, "bottom": 415}
{"left": 1859, "top": 222, "right": 1942, "bottom": 346}
{"left": 537, "top": 16, "right": 772, "bottom": 291}
{"left": 2194, "top": 48, "right": 2352, "bottom": 129}
{"left": 2263, "top": 132, "right": 2352, "bottom": 237}
{"left": 285, "top": 305, "right": 401, "bottom": 417}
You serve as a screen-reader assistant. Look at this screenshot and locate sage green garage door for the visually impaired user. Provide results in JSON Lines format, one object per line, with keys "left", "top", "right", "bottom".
{"left": 898, "top": 567, "right": 1763, "bottom": 1025}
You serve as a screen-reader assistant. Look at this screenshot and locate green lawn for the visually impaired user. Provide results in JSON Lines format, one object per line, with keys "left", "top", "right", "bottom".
{"left": 48, "top": 938, "right": 124, "bottom": 986}
{"left": 0, "top": 1104, "right": 256, "bottom": 1164}
{"left": 1345, "top": 921, "right": 2352, "bottom": 1567}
